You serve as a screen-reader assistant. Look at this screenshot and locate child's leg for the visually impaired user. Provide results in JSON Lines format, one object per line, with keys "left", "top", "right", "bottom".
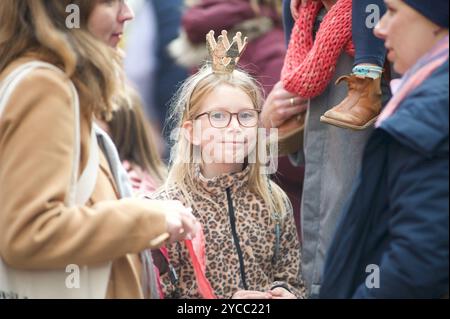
{"left": 282, "top": 0, "right": 296, "bottom": 46}
{"left": 320, "top": 0, "right": 387, "bottom": 130}
{"left": 353, "top": 0, "right": 386, "bottom": 69}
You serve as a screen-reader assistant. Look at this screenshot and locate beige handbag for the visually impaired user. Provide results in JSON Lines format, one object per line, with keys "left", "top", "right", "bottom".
{"left": 0, "top": 61, "right": 111, "bottom": 299}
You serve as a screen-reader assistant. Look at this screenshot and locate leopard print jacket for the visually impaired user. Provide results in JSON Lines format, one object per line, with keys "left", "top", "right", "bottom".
{"left": 150, "top": 167, "right": 306, "bottom": 299}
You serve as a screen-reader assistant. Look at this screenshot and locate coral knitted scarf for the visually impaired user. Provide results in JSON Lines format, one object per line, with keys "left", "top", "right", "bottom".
{"left": 281, "top": 0, "right": 355, "bottom": 98}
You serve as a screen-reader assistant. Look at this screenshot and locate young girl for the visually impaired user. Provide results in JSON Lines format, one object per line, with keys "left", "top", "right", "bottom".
{"left": 170, "top": 0, "right": 306, "bottom": 237}
{"left": 150, "top": 31, "right": 305, "bottom": 299}
{"left": 0, "top": 0, "right": 198, "bottom": 299}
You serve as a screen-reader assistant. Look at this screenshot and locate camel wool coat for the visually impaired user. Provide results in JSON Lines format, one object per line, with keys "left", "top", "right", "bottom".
{"left": 0, "top": 57, "right": 168, "bottom": 299}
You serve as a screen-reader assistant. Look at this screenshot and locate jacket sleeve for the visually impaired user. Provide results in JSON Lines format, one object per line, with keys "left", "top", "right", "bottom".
{"left": 268, "top": 192, "right": 306, "bottom": 298}
{"left": 182, "top": 0, "right": 256, "bottom": 44}
{"left": 0, "top": 69, "right": 168, "bottom": 270}
{"left": 353, "top": 141, "right": 449, "bottom": 298}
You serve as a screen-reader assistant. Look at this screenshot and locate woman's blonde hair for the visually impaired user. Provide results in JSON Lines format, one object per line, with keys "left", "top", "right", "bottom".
{"left": 0, "top": 0, "right": 125, "bottom": 119}
{"left": 107, "top": 87, "right": 167, "bottom": 186}
{"left": 165, "top": 65, "right": 287, "bottom": 217}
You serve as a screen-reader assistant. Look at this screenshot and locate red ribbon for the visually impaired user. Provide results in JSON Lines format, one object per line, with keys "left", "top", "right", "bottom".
{"left": 185, "top": 228, "right": 216, "bottom": 299}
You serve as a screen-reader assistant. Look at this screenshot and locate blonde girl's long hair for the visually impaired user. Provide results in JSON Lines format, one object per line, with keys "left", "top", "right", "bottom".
{"left": 0, "top": 0, "right": 125, "bottom": 120}
{"left": 165, "top": 65, "right": 287, "bottom": 217}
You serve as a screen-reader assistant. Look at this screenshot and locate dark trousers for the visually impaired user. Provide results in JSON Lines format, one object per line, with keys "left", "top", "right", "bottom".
{"left": 353, "top": 0, "right": 387, "bottom": 66}
{"left": 282, "top": 0, "right": 295, "bottom": 46}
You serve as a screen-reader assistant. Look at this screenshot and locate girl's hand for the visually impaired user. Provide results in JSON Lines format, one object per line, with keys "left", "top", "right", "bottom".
{"left": 232, "top": 290, "right": 272, "bottom": 299}
{"left": 269, "top": 287, "right": 297, "bottom": 299}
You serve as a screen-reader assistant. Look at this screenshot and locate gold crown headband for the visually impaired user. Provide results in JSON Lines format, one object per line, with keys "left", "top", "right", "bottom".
{"left": 179, "top": 30, "right": 249, "bottom": 116}
{"left": 206, "top": 30, "right": 248, "bottom": 74}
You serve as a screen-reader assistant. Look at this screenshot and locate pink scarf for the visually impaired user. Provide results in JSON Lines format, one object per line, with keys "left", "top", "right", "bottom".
{"left": 376, "top": 36, "right": 449, "bottom": 127}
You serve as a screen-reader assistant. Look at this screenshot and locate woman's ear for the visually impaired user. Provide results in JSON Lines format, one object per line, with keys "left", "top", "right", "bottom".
{"left": 181, "top": 120, "right": 202, "bottom": 146}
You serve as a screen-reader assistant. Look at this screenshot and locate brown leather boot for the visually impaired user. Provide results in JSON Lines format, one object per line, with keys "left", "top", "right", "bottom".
{"left": 320, "top": 74, "right": 382, "bottom": 130}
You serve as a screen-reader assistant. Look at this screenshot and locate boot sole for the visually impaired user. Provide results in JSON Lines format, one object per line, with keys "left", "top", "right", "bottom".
{"left": 319, "top": 116, "right": 378, "bottom": 131}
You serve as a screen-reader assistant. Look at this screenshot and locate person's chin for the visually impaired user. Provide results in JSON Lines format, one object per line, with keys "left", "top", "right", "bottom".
{"left": 109, "top": 35, "right": 121, "bottom": 48}
{"left": 392, "top": 61, "right": 407, "bottom": 75}
{"left": 387, "top": 49, "right": 395, "bottom": 63}
{"left": 388, "top": 50, "right": 407, "bottom": 75}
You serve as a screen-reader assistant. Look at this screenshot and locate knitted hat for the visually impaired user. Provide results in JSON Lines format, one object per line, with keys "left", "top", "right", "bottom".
{"left": 403, "top": 0, "right": 449, "bottom": 28}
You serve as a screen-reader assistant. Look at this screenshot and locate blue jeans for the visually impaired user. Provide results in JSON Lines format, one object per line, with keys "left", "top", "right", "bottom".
{"left": 282, "top": 0, "right": 295, "bottom": 46}
{"left": 353, "top": 0, "right": 387, "bottom": 67}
